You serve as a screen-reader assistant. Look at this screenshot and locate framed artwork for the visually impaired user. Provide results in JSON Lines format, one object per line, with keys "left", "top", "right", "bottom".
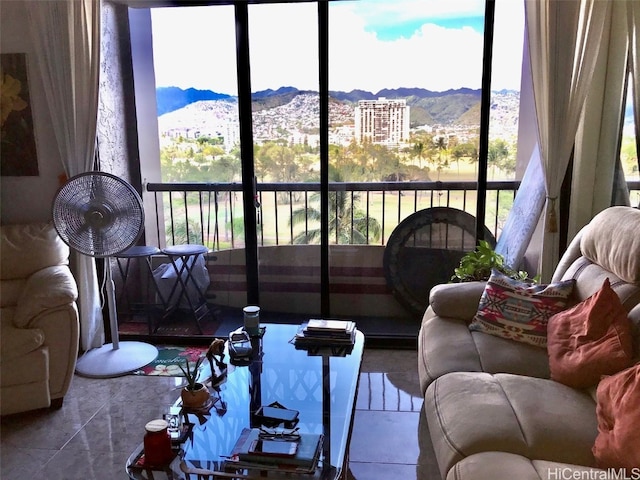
{"left": 1, "top": 53, "right": 39, "bottom": 176}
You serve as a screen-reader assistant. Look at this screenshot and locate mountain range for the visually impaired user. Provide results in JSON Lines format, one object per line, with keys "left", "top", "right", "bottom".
{"left": 156, "top": 86, "right": 501, "bottom": 127}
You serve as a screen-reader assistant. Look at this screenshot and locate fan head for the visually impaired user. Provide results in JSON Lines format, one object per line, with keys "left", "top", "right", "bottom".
{"left": 52, "top": 172, "right": 144, "bottom": 257}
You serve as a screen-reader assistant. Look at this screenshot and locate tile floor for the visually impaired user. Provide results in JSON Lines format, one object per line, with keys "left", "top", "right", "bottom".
{"left": 0, "top": 348, "right": 439, "bottom": 480}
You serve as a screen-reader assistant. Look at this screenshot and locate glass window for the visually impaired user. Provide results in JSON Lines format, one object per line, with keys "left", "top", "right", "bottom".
{"left": 329, "top": 0, "right": 488, "bottom": 241}
{"left": 621, "top": 79, "right": 640, "bottom": 206}
{"left": 488, "top": 0, "right": 526, "bottom": 236}
{"left": 126, "top": 0, "right": 533, "bottom": 333}
{"left": 149, "top": 5, "right": 242, "bottom": 249}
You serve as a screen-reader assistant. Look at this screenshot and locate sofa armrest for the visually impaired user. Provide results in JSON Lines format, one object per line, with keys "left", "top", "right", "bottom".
{"left": 29, "top": 304, "right": 79, "bottom": 399}
{"left": 13, "top": 266, "right": 78, "bottom": 328}
{"left": 429, "top": 281, "right": 486, "bottom": 321}
{"left": 0, "top": 315, "right": 45, "bottom": 360}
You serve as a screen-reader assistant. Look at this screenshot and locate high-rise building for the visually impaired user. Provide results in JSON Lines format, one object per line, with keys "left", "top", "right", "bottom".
{"left": 354, "top": 98, "right": 410, "bottom": 148}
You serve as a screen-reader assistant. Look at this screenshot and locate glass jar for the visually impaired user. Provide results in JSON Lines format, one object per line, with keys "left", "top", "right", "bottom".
{"left": 143, "top": 419, "right": 174, "bottom": 465}
{"left": 243, "top": 305, "right": 260, "bottom": 336}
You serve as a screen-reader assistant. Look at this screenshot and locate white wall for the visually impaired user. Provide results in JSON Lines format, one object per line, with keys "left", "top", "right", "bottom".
{"left": 1, "top": 0, "right": 64, "bottom": 224}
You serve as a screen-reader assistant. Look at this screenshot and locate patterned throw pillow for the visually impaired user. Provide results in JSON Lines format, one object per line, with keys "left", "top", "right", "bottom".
{"left": 469, "top": 269, "right": 575, "bottom": 347}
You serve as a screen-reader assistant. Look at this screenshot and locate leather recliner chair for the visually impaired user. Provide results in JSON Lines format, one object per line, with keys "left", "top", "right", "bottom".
{"left": 0, "top": 222, "right": 79, "bottom": 415}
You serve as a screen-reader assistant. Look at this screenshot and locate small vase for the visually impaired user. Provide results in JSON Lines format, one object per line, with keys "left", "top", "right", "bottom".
{"left": 181, "top": 383, "right": 210, "bottom": 409}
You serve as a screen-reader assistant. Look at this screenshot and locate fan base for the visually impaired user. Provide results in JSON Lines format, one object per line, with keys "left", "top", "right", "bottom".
{"left": 75, "top": 341, "right": 158, "bottom": 378}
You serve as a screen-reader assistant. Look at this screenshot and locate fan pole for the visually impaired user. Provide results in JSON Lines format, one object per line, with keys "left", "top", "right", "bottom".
{"left": 75, "top": 258, "right": 159, "bottom": 378}
{"left": 106, "top": 262, "right": 120, "bottom": 350}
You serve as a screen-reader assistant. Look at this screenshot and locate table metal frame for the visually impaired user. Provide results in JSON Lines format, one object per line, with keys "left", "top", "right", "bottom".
{"left": 160, "top": 244, "right": 214, "bottom": 334}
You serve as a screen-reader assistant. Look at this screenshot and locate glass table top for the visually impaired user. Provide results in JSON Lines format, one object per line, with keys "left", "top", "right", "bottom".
{"left": 127, "top": 322, "right": 364, "bottom": 480}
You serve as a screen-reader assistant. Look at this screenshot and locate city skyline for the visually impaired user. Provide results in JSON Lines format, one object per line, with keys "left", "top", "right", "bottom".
{"left": 150, "top": 0, "right": 524, "bottom": 96}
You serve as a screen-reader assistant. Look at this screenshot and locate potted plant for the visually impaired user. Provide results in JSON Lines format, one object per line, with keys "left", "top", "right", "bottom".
{"left": 451, "top": 240, "right": 533, "bottom": 283}
{"left": 179, "top": 356, "right": 210, "bottom": 409}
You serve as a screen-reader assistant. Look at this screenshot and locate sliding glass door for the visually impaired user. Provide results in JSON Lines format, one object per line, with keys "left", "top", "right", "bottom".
{"left": 146, "top": 4, "right": 250, "bottom": 315}
{"left": 246, "top": 1, "right": 322, "bottom": 317}
{"left": 132, "top": 0, "right": 528, "bottom": 337}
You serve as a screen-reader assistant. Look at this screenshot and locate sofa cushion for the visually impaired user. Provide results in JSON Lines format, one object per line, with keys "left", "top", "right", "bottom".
{"left": 419, "top": 311, "right": 551, "bottom": 394}
{"left": 0, "top": 222, "right": 69, "bottom": 281}
{"left": 425, "top": 372, "right": 598, "bottom": 479}
{"left": 469, "top": 269, "right": 575, "bottom": 347}
{"left": 592, "top": 363, "right": 640, "bottom": 469}
{"left": 547, "top": 278, "right": 634, "bottom": 389}
{"left": 580, "top": 206, "right": 640, "bottom": 284}
{"left": 13, "top": 265, "right": 78, "bottom": 328}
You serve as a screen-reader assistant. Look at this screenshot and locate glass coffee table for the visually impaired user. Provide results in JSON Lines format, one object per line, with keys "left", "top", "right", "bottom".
{"left": 126, "top": 323, "right": 364, "bottom": 480}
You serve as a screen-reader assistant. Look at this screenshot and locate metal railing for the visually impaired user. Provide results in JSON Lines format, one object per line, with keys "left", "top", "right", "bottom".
{"left": 146, "top": 180, "right": 640, "bottom": 250}
{"left": 146, "top": 180, "right": 521, "bottom": 249}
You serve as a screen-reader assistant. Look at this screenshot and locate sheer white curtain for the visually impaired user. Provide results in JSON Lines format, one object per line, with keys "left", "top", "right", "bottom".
{"left": 569, "top": 1, "right": 628, "bottom": 237}
{"left": 27, "top": 0, "right": 104, "bottom": 351}
{"left": 525, "top": 0, "right": 610, "bottom": 281}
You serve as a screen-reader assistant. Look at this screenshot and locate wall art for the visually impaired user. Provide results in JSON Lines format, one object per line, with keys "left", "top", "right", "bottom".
{"left": 1, "top": 53, "right": 39, "bottom": 176}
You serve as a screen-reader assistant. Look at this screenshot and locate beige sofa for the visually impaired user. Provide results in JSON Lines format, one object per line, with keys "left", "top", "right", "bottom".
{"left": 418, "top": 206, "right": 640, "bottom": 479}
{"left": 0, "top": 222, "right": 79, "bottom": 416}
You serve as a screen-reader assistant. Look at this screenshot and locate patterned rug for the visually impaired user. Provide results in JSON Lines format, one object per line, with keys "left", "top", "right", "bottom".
{"left": 132, "top": 345, "right": 208, "bottom": 376}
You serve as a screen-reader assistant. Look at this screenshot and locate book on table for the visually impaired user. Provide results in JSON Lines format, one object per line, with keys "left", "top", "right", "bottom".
{"left": 293, "top": 320, "right": 356, "bottom": 345}
{"left": 306, "top": 319, "right": 355, "bottom": 333}
{"left": 227, "top": 427, "right": 323, "bottom": 473}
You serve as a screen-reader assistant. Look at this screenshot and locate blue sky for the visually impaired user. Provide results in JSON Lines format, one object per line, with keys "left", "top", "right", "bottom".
{"left": 345, "top": 0, "right": 486, "bottom": 39}
{"left": 369, "top": 16, "right": 485, "bottom": 41}
{"left": 151, "top": 0, "right": 523, "bottom": 95}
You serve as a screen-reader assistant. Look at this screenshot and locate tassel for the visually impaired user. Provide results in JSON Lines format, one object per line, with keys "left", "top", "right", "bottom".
{"left": 547, "top": 197, "right": 558, "bottom": 233}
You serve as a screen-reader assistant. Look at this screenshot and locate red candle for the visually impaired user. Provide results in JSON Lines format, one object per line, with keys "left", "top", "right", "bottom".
{"left": 143, "top": 419, "right": 174, "bottom": 465}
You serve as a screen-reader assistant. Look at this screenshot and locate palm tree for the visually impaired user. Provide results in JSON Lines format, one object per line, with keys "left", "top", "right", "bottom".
{"left": 412, "top": 140, "right": 427, "bottom": 168}
{"left": 289, "top": 168, "right": 381, "bottom": 245}
{"left": 488, "top": 139, "right": 510, "bottom": 179}
{"left": 432, "top": 135, "right": 449, "bottom": 180}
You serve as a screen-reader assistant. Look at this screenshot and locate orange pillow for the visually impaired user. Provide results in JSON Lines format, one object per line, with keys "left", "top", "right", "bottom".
{"left": 593, "top": 363, "right": 640, "bottom": 469}
{"left": 547, "top": 278, "right": 634, "bottom": 388}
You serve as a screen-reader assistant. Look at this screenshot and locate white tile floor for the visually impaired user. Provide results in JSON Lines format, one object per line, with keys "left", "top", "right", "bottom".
{"left": 0, "top": 349, "right": 439, "bottom": 480}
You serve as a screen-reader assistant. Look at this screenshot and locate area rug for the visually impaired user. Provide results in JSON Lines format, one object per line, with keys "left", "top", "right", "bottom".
{"left": 132, "top": 345, "right": 208, "bottom": 376}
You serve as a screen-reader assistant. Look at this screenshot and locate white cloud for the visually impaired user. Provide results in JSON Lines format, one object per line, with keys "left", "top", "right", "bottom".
{"left": 151, "top": 6, "right": 238, "bottom": 94}
{"left": 338, "top": 0, "right": 485, "bottom": 27}
{"left": 246, "top": 3, "right": 319, "bottom": 92}
{"left": 151, "top": 0, "right": 523, "bottom": 95}
{"left": 329, "top": 6, "right": 485, "bottom": 92}
{"left": 492, "top": 0, "right": 526, "bottom": 91}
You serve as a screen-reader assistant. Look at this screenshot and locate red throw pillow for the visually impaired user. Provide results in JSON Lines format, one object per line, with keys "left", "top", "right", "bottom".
{"left": 547, "top": 278, "right": 634, "bottom": 388}
{"left": 593, "top": 363, "right": 640, "bottom": 469}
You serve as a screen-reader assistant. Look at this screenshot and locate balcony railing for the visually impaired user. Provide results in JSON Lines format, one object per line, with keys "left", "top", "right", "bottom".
{"left": 146, "top": 180, "right": 520, "bottom": 249}
{"left": 145, "top": 180, "right": 640, "bottom": 250}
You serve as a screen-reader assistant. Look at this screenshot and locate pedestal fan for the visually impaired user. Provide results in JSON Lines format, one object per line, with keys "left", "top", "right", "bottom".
{"left": 53, "top": 171, "right": 158, "bottom": 377}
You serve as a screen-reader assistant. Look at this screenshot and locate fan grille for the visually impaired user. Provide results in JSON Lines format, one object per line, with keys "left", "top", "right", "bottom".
{"left": 53, "top": 172, "right": 144, "bottom": 257}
